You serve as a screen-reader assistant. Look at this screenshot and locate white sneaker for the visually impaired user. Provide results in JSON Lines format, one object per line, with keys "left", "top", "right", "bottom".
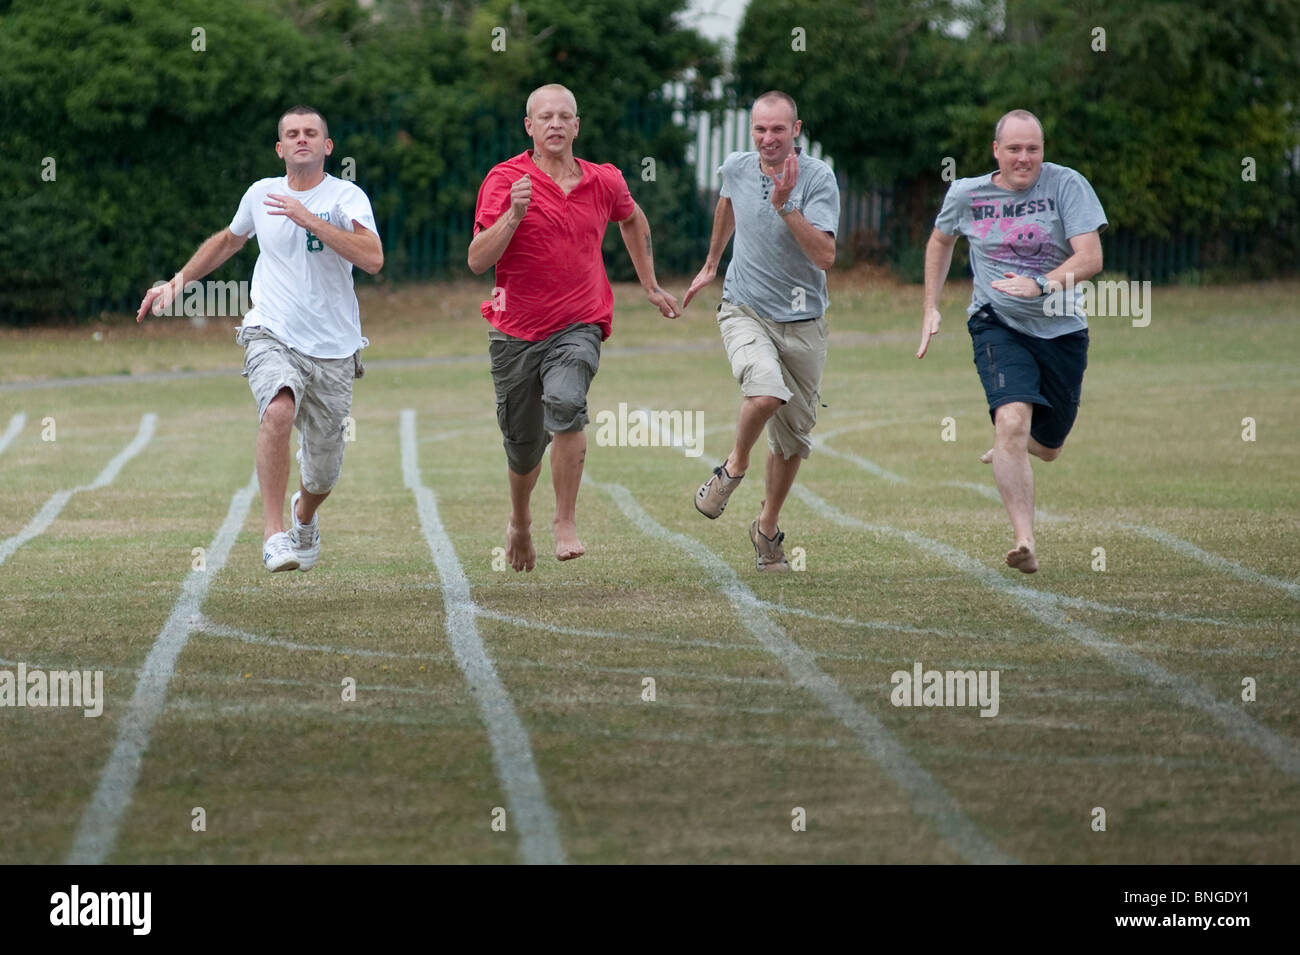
{"left": 289, "top": 490, "right": 320, "bottom": 572}
{"left": 263, "top": 531, "right": 300, "bottom": 572}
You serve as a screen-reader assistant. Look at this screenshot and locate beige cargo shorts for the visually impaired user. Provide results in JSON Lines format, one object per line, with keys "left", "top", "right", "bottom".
{"left": 236, "top": 325, "right": 361, "bottom": 494}
{"left": 717, "top": 300, "right": 827, "bottom": 460}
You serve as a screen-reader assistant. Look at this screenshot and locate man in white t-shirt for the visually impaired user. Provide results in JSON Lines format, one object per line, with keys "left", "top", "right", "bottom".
{"left": 137, "top": 105, "right": 383, "bottom": 572}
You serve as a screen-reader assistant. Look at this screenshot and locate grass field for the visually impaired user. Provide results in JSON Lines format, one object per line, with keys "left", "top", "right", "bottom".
{"left": 1, "top": 275, "right": 1297, "bottom": 864}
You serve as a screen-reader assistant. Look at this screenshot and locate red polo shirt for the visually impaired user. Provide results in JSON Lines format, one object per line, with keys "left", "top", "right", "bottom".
{"left": 474, "top": 150, "right": 635, "bottom": 341}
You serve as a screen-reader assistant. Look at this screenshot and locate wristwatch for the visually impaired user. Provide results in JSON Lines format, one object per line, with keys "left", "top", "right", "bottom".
{"left": 1033, "top": 274, "right": 1050, "bottom": 295}
{"left": 778, "top": 200, "right": 796, "bottom": 217}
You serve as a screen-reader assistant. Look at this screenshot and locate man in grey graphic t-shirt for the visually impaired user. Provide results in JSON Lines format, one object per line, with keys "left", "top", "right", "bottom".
{"left": 917, "top": 108, "right": 1107, "bottom": 573}
{"left": 683, "top": 90, "right": 840, "bottom": 572}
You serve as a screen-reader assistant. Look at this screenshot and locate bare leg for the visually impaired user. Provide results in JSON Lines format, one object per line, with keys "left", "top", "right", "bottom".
{"left": 550, "top": 430, "right": 586, "bottom": 561}
{"left": 295, "top": 488, "right": 330, "bottom": 525}
{"left": 724, "top": 395, "right": 784, "bottom": 476}
{"left": 990, "top": 402, "right": 1039, "bottom": 573}
{"left": 257, "top": 389, "right": 295, "bottom": 540}
{"left": 982, "top": 435, "right": 1062, "bottom": 464}
{"left": 757, "top": 451, "right": 802, "bottom": 538}
{"left": 506, "top": 461, "right": 542, "bottom": 572}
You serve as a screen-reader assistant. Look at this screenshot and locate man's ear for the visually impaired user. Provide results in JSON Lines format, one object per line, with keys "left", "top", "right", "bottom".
{"left": 324, "top": 138, "right": 334, "bottom": 156}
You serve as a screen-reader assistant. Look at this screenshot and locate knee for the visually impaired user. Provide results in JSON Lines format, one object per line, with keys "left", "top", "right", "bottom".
{"left": 993, "top": 404, "right": 1031, "bottom": 443}
{"left": 748, "top": 394, "right": 784, "bottom": 416}
{"left": 543, "top": 392, "right": 588, "bottom": 434}
{"left": 1035, "top": 444, "right": 1062, "bottom": 462}
{"left": 261, "top": 389, "right": 295, "bottom": 432}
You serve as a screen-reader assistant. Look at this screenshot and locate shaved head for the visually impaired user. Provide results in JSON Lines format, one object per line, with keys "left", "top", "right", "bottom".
{"left": 526, "top": 84, "right": 578, "bottom": 119}
{"left": 752, "top": 90, "right": 798, "bottom": 125}
{"left": 994, "top": 109, "right": 1043, "bottom": 143}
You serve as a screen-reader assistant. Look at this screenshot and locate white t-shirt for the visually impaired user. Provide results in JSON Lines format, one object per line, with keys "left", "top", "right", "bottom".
{"left": 228, "top": 174, "right": 379, "bottom": 358}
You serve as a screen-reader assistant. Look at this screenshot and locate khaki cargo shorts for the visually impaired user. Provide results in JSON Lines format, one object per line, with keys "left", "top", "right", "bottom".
{"left": 717, "top": 300, "right": 827, "bottom": 460}
{"left": 236, "top": 325, "right": 361, "bottom": 494}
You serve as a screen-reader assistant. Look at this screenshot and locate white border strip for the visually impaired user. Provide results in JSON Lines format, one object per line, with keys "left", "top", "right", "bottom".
{"left": 401, "top": 409, "right": 565, "bottom": 866}
{"left": 67, "top": 470, "right": 257, "bottom": 863}
{"left": 591, "top": 477, "right": 1016, "bottom": 865}
{"left": 0, "top": 413, "right": 156, "bottom": 568}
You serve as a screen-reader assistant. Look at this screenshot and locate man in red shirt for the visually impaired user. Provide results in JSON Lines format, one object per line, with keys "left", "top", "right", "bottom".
{"left": 469, "top": 83, "right": 680, "bottom": 571}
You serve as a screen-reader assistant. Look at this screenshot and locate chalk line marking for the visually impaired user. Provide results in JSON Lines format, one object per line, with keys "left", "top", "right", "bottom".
{"left": 0, "top": 412, "right": 25, "bottom": 456}
{"left": 793, "top": 484, "right": 1300, "bottom": 779}
{"left": 401, "top": 408, "right": 564, "bottom": 865}
{"left": 1, "top": 413, "right": 157, "bottom": 568}
{"left": 591, "top": 477, "right": 1016, "bottom": 864}
{"left": 67, "top": 469, "right": 256, "bottom": 863}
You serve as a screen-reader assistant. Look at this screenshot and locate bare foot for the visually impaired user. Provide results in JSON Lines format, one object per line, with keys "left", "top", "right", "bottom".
{"left": 980, "top": 447, "right": 994, "bottom": 464}
{"left": 1005, "top": 541, "right": 1038, "bottom": 574}
{"left": 506, "top": 520, "right": 536, "bottom": 572}
{"left": 553, "top": 518, "right": 585, "bottom": 561}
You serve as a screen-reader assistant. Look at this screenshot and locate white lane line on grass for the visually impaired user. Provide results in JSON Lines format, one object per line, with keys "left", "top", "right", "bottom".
{"left": 590, "top": 477, "right": 1016, "bottom": 865}
{"left": 196, "top": 618, "right": 451, "bottom": 663}
{"left": 823, "top": 434, "right": 1291, "bottom": 602}
{"left": 474, "top": 607, "right": 750, "bottom": 651}
{"left": 0, "top": 412, "right": 25, "bottom": 456}
{"left": 0, "top": 413, "right": 157, "bottom": 568}
{"left": 793, "top": 484, "right": 1300, "bottom": 779}
{"left": 166, "top": 700, "right": 853, "bottom": 751}
{"left": 401, "top": 409, "right": 565, "bottom": 866}
{"left": 1118, "top": 521, "right": 1300, "bottom": 601}
{"left": 67, "top": 470, "right": 257, "bottom": 864}
{"left": 811, "top": 435, "right": 906, "bottom": 483}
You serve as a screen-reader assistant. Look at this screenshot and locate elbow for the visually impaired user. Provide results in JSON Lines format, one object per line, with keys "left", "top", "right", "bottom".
{"left": 817, "top": 248, "right": 837, "bottom": 271}
{"left": 467, "top": 255, "right": 487, "bottom": 276}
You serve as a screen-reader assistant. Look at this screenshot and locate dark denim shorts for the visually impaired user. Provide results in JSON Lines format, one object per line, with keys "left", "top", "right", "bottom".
{"left": 968, "top": 306, "right": 1089, "bottom": 450}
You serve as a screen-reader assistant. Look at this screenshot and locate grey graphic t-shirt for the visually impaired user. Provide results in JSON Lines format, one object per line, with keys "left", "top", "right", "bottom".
{"left": 935, "top": 162, "right": 1107, "bottom": 338}
{"left": 718, "top": 149, "right": 840, "bottom": 321}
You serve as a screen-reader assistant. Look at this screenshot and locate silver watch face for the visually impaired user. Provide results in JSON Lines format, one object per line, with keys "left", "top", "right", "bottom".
{"left": 781, "top": 200, "right": 795, "bottom": 215}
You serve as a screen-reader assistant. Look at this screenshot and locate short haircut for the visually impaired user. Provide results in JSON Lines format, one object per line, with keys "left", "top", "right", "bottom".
{"left": 752, "top": 90, "right": 799, "bottom": 124}
{"left": 526, "top": 84, "right": 578, "bottom": 119}
{"left": 278, "top": 106, "right": 328, "bottom": 140}
{"left": 994, "top": 109, "right": 1043, "bottom": 142}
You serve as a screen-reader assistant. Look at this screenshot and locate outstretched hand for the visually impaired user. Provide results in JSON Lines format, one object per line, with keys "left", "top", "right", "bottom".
{"left": 647, "top": 286, "right": 681, "bottom": 319}
{"left": 681, "top": 263, "right": 717, "bottom": 309}
{"left": 136, "top": 282, "right": 176, "bottom": 323}
{"left": 916, "top": 306, "right": 941, "bottom": 358}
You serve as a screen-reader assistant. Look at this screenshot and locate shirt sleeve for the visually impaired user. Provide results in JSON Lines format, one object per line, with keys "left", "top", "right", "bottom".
{"left": 1059, "top": 169, "right": 1108, "bottom": 238}
{"left": 800, "top": 164, "right": 840, "bottom": 235}
{"left": 228, "top": 183, "right": 258, "bottom": 238}
{"left": 934, "top": 180, "right": 968, "bottom": 236}
{"left": 718, "top": 152, "right": 739, "bottom": 199}
{"left": 473, "top": 168, "right": 512, "bottom": 235}
{"left": 336, "top": 183, "right": 380, "bottom": 240}
{"left": 605, "top": 165, "right": 635, "bottom": 222}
